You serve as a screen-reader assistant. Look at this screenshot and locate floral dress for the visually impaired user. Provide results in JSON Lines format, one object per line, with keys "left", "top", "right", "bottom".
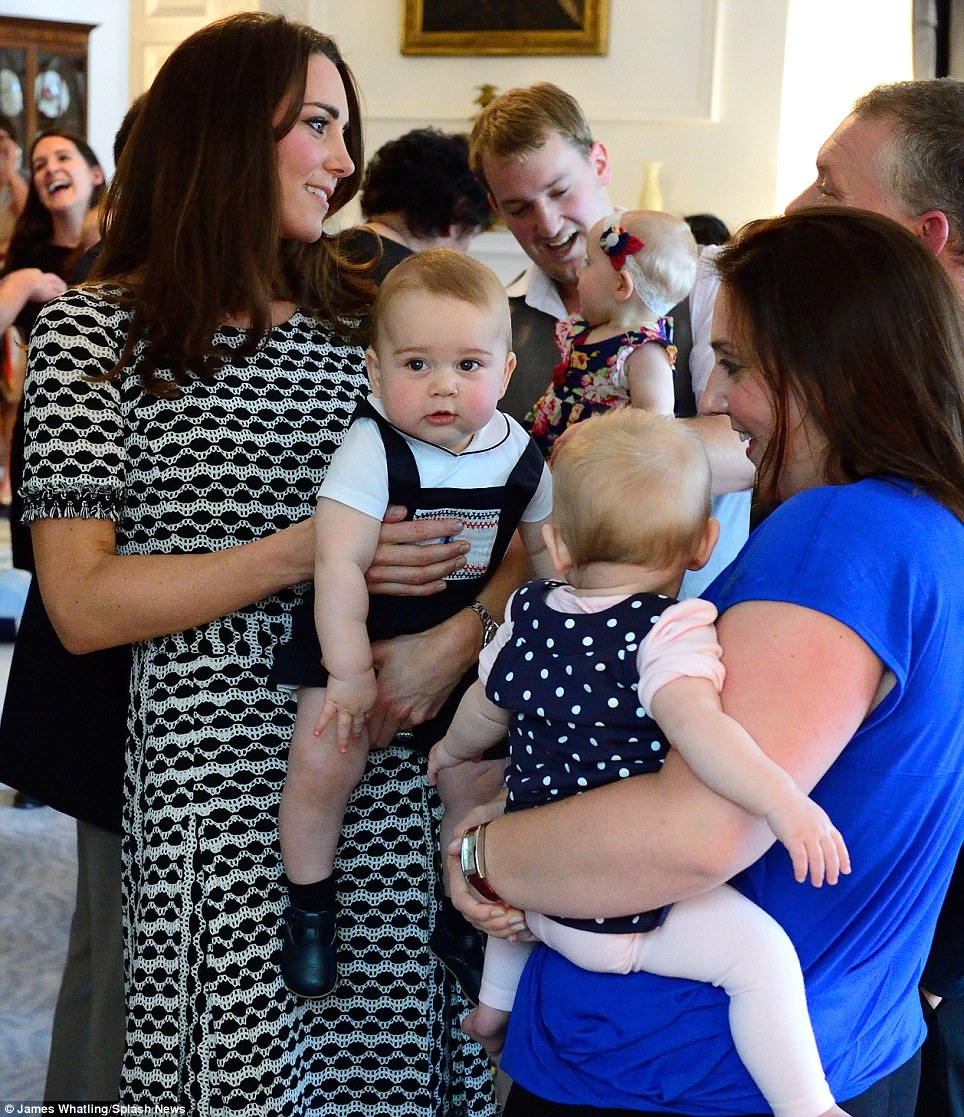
{"left": 525, "top": 314, "right": 676, "bottom": 457}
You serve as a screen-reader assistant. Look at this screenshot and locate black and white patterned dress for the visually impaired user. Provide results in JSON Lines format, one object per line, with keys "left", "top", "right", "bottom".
{"left": 21, "top": 289, "right": 496, "bottom": 1117}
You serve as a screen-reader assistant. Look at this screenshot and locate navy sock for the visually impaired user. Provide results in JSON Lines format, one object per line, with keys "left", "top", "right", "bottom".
{"left": 286, "top": 872, "right": 338, "bottom": 912}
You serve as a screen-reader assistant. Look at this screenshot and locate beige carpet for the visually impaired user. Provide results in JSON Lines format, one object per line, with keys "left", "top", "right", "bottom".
{"left": 0, "top": 502, "right": 78, "bottom": 1104}
{"left": 0, "top": 774, "right": 75, "bottom": 1104}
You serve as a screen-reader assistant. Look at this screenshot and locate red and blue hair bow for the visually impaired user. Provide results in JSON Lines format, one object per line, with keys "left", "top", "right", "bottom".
{"left": 600, "top": 224, "right": 644, "bottom": 270}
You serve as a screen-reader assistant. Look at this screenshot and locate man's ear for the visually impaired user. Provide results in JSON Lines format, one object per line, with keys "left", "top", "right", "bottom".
{"left": 589, "top": 140, "right": 612, "bottom": 188}
{"left": 487, "top": 192, "right": 502, "bottom": 221}
{"left": 365, "top": 348, "right": 382, "bottom": 395}
{"left": 542, "top": 521, "right": 572, "bottom": 578}
{"left": 919, "top": 210, "right": 951, "bottom": 259}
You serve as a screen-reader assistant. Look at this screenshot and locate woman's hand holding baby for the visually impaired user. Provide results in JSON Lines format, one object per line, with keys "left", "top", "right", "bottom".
{"left": 443, "top": 795, "right": 536, "bottom": 942}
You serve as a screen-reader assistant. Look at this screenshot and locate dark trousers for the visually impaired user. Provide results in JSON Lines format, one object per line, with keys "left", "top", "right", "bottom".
{"left": 916, "top": 997, "right": 964, "bottom": 1117}
{"left": 503, "top": 1048, "right": 921, "bottom": 1117}
{"left": 44, "top": 821, "right": 125, "bottom": 1102}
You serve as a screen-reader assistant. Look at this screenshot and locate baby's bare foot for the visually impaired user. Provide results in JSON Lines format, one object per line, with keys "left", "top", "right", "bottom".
{"left": 462, "top": 1004, "right": 509, "bottom": 1058}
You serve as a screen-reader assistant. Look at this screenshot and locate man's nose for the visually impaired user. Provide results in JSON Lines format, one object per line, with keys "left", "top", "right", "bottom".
{"left": 785, "top": 184, "right": 819, "bottom": 215}
{"left": 532, "top": 200, "right": 563, "bottom": 239}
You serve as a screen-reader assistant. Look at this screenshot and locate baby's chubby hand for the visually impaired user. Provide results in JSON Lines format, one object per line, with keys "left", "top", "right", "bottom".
{"left": 427, "top": 736, "right": 463, "bottom": 786}
{"left": 766, "top": 795, "right": 851, "bottom": 887}
{"left": 314, "top": 668, "right": 377, "bottom": 754}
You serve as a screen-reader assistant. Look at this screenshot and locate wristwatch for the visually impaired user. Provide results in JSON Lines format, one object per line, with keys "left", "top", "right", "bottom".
{"left": 467, "top": 599, "right": 499, "bottom": 647}
{"left": 460, "top": 823, "right": 503, "bottom": 903}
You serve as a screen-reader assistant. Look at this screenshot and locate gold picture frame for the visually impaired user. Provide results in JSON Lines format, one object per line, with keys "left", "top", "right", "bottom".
{"left": 401, "top": 0, "right": 609, "bottom": 57}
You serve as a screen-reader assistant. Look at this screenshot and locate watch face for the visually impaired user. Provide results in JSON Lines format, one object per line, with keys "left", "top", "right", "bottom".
{"left": 460, "top": 830, "right": 475, "bottom": 875}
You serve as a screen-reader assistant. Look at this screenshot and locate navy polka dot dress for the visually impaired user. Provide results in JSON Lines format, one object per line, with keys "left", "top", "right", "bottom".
{"left": 485, "top": 579, "right": 675, "bottom": 933}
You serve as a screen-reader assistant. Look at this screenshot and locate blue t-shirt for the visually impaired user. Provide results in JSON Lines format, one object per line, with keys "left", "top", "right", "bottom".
{"left": 501, "top": 479, "right": 964, "bottom": 1113}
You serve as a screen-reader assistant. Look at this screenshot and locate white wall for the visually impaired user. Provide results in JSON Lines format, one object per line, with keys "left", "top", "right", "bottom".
{"left": 4, "top": 0, "right": 129, "bottom": 178}
{"left": 776, "top": 0, "right": 913, "bottom": 209}
{"left": 4, "top": 0, "right": 914, "bottom": 235}
{"left": 128, "top": 0, "right": 268, "bottom": 102}
{"left": 315, "top": 0, "right": 748, "bottom": 226}
{"left": 302, "top": 0, "right": 912, "bottom": 235}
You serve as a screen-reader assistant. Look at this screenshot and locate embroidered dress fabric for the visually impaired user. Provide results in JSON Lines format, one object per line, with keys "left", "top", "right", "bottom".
{"left": 20, "top": 288, "right": 497, "bottom": 1117}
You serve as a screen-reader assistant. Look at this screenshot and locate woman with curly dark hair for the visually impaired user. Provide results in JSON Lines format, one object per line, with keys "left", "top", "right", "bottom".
{"left": 346, "top": 126, "right": 493, "bottom": 280}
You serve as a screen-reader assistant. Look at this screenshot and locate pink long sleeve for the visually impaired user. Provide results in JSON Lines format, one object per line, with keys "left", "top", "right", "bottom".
{"left": 636, "top": 597, "right": 725, "bottom": 713}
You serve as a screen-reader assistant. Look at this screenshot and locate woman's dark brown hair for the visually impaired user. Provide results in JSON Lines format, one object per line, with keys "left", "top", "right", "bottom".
{"left": 715, "top": 207, "right": 964, "bottom": 522}
{"left": 2, "top": 130, "right": 104, "bottom": 282}
{"left": 93, "top": 12, "right": 368, "bottom": 393}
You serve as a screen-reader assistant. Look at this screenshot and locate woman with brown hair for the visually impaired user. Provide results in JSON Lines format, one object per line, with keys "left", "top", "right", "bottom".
{"left": 0, "top": 128, "right": 103, "bottom": 352}
{"left": 21, "top": 13, "right": 499, "bottom": 1115}
{"left": 452, "top": 208, "right": 964, "bottom": 1116}
{"left": 0, "top": 129, "right": 103, "bottom": 522}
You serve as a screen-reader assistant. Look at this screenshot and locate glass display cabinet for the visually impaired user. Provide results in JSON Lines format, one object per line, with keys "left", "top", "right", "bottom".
{"left": 0, "top": 17, "right": 94, "bottom": 147}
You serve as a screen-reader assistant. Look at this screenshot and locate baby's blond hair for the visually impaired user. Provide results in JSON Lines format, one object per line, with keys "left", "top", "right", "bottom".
{"left": 602, "top": 210, "right": 698, "bottom": 318}
{"left": 550, "top": 409, "right": 711, "bottom": 569}
{"left": 370, "top": 247, "right": 511, "bottom": 350}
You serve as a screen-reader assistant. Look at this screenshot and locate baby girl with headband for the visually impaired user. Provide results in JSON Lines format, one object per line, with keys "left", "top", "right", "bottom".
{"left": 526, "top": 209, "right": 697, "bottom": 456}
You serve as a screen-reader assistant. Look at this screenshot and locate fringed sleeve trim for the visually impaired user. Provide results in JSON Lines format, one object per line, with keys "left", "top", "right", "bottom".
{"left": 21, "top": 484, "right": 125, "bottom": 524}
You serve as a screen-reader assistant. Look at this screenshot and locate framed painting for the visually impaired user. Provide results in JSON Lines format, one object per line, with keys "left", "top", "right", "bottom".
{"left": 401, "top": 0, "right": 609, "bottom": 56}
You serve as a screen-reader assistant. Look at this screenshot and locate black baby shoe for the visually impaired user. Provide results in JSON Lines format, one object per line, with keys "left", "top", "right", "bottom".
{"left": 428, "top": 915, "right": 485, "bottom": 1005}
{"left": 280, "top": 905, "right": 338, "bottom": 999}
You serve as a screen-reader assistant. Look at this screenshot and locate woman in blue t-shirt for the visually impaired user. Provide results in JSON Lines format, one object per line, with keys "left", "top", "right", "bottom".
{"left": 450, "top": 209, "right": 964, "bottom": 1117}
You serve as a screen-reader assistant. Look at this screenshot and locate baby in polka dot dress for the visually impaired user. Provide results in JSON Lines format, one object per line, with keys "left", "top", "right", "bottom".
{"left": 429, "top": 409, "right": 853, "bottom": 1117}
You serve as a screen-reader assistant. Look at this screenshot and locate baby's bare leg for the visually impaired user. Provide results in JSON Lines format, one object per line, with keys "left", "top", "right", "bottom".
{"left": 429, "top": 757, "right": 506, "bottom": 1004}
{"left": 462, "top": 1003, "right": 510, "bottom": 1057}
{"left": 435, "top": 757, "right": 507, "bottom": 893}
{"left": 463, "top": 934, "right": 533, "bottom": 1057}
{"left": 279, "top": 686, "right": 369, "bottom": 884}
